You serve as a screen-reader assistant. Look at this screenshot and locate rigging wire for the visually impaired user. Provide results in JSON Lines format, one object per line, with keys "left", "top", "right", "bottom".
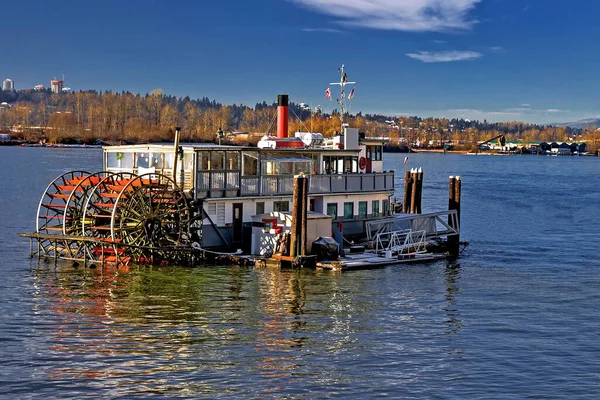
{"left": 265, "top": 107, "right": 278, "bottom": 135}
{"left": 289, "top": 107, "right": 311, "bottom": 133}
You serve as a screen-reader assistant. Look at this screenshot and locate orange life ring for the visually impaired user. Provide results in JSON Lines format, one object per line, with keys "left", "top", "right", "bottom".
{"left": 359, "top": 156, "right": 366, "bottom": 170}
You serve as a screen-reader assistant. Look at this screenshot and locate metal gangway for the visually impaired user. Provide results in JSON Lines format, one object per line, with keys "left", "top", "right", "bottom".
{"left": 366, "top": 210, "right": 459, "bottom": 242}
{"left": 373, "top": 229, "right": 428, "bottom": 257}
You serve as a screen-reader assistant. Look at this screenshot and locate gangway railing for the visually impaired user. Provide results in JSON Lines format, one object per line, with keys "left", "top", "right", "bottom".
{"left": 366, "top": 210, "right": 459, "bottom": 241}
{"left": 374, "top": 229, "right": 427, "bottom": 256}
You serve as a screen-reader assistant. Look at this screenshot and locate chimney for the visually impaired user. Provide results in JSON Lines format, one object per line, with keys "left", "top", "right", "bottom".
{"left": 277, "top": 94, "right": 288, "bottom": 138}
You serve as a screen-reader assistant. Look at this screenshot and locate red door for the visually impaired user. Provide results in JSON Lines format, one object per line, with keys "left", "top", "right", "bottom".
{"left": 366, "top": 146, "right": 373, "bottom": 173}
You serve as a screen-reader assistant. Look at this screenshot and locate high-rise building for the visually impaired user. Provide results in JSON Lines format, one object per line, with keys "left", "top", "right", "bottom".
{"left": 2, "top": 79, "right": 14, "bottom": 91}
{"left": 50, "top": 79, "right": 63, "bottom": 94}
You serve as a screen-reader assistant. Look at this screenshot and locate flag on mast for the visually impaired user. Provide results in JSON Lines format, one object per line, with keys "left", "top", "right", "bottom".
{"left": 325, "top": 87, "right": 331, "bottom": 99}
{"left": 348, "top": 87, "right": 355, "bottom": 100}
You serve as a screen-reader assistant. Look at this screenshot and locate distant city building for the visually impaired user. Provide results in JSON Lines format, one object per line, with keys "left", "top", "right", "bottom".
{"left": 2, "top": 79, "right": 14, "bottom": 91}
{"left": 34, "top": 84, "right": 45, "bottom": 91}
{"left": 50, "top": 79, "right": 63, "bottom": 94}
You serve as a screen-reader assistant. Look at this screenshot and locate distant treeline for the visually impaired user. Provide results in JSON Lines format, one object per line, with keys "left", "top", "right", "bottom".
{"left": 0, "top": 88, "right": 599, "bottom": 151}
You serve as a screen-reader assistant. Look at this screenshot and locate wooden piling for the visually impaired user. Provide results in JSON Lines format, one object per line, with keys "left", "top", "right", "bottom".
{"left": 402, "top": 170, "right": 412, "bottom": 213}
{"left": 300, "top": 175, "right": 308, "bottom": 256}
{"left": 448, "top": 176, "right": 461, "bottom": 256}
{"left": 410, "top": 169, "right": 418, "bottom": 214}
{"left": 290, "top": 177, "right": 300, "bottom": 259}
{"left": 416, "top": 167, "right": 423, "bottom": 214}
{"left": 290, "top": 174, "right": 308, "bottom": 259}
{"left": 454, "top": 176, "right": 462, "bottom": 228}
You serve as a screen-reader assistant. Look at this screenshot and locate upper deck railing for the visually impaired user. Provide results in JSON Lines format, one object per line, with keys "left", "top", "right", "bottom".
{"left": 195, "top": 171, "right": 394, "bottom": 198}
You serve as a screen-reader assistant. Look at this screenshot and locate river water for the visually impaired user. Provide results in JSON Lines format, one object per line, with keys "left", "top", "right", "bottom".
{"left": 0, "top": 147, "right": 599, "bottom": 398}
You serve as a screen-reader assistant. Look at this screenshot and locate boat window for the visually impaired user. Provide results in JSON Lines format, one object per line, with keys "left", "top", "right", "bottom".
{"left": 372, "top": 200, "right": 380, "bottom": 216}
{"left": 327, "top": 203, "right": 338, "bottom": 219}
{"left": 323, "top": 156, "right": 356, "bottom": 174}
{"left": 280, "top": 162, "right": 293, "bottom": 175}
{"left": 227, "top": 152, "right": 240, "bottom": 170}
{"left": 107, "top": 152, "right": 134, "bottom": 169}
{"left": 359, "top": 201, "right": 367, "bottom": 218}
{"left": 198, "top": 151, "right": 209, "bottom": 170}
{"left": 323, "top": 158, "right": 331, "bottom": 174}
{"left": 183, "top": 152, "right": 193, "bottom": 170}
{"left": 264, "top": 161, "right": 277, "bottom": 175}
{"left": 343, "top": 202, "right": 354, "bottom": 219}
{"left": 256, "top": 202, "right": 265, "bottom": 215}
{"left": 274, "top": 201, "right": 289, "bottom": 212}
{"left": 151, "top": 153, "right": 163, "bottom": 168}
{"left": 366, "top": 146, "right": 372, "bottom": 159}
{"left": 373, "top": 146, "right": 383, "bottom": 161}
{"left": 164, "top": 153, "right": 175, "bottom": 169}
{"left": 243, "top": 152, "right": 258, "bottom": 176}
{"left": 311, "top": 154, "right": 319, "bottom": 174}
{"left": 137, "top": 153, "right": 150, "bottom": 168}
{"left": 294, "top": 162, "right": 310, "bottom": 175}
{"left": 323, "top": 156, "right": 341, "bottom": 174}
{"left": 211, "top": 151, "right": 225, "bottom": 170}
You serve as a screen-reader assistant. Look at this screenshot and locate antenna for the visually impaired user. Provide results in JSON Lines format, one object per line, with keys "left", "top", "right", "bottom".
{"left": 62, "top": 72, "right": 65, "bottom": 83}
{"left": 329, "top": 64, "right": 356, "bottom": 127}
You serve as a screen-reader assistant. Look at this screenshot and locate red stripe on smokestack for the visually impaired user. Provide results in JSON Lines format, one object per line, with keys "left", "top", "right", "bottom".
{"left": 277, "top": 94, "right": 289, "bottom": 139}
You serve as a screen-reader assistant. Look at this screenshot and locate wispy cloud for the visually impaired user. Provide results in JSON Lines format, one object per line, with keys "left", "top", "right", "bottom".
{"left": 292, "top": 0, "right": 481, "bottom": 32}
{"left": 488, "top": 46, "right": 505, "bottom": 53}
{"left": 521, "top": 103, "right": 531, "bottom": 107}
{"left": 302, "top": 27, "right": 342, "bottom": 33}
{"left": 406, "top": 50, "right": 482, "bottom": 63}
{"left": 433, "top": 40, "right": 446, "bottom": 44}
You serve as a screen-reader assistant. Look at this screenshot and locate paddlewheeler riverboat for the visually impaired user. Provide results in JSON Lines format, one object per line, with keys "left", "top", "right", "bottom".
{"left": 21, "top": 66, "right": 461, "bottom": 268}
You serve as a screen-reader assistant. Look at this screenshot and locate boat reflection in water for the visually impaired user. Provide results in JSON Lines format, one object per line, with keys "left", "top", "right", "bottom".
{"left": 30, "top": 259, "right": 461, "bottom": 397}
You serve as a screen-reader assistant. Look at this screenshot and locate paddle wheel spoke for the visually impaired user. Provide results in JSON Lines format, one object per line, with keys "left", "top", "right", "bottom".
{"left": 36, "top": 170, "right": 91, "bottom": 257}
{"left": 80, "top": 172, "right": 137, "bottom": 264}
{"left": 111, "top": 173, "right": 191, "bottom": 263}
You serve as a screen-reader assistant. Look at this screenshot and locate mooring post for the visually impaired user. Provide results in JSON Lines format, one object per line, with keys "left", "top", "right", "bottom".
{"left": 448, "top": 176, "right": 459, "bottom": 256}
{"left": 290, "top": 176, "right": 300, "bottom": 259}
{"left": 410, "top": 169, "right": 418, "bottom": 214}
{"left": 454, "top": 176, "right": 462, "bottom": 230}
{"left": 300, "top": 175, "right": 308, "bottom": 257}
{"left": 402, "top": 170, "right": 412, "bottom": 213}
{"left": 416, "top": 167, "right": 424, "bottom": 214}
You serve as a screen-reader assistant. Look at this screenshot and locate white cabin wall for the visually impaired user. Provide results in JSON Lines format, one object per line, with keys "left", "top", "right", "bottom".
{"left": 204, "top": 197, "right": 295, "bottom": 226}
{"left": 371, "top": 160, "right": 384, "bottom": 172}
{"left": 204, "top": 192, "right": 393, "bottom": 225}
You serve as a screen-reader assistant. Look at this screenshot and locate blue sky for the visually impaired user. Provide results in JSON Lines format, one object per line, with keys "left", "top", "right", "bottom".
{"left": 2, "top": 0, "right": 599, "bottom": 124}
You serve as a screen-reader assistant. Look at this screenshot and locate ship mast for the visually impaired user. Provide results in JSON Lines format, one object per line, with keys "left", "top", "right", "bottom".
{"left": 329, "top": 64, "right": 356, "bottom": 127}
